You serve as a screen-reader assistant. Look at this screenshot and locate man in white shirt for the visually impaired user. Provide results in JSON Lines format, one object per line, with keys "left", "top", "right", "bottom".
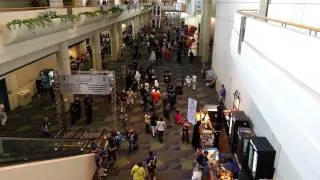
{"left": 156, "top": 118, "right": 166, "bottom": 143}
{"left": 185, "top": 76, "right": 191, "bottom": 87}
{"left": 192, "top": 75, "right": 197, "bottom": 91}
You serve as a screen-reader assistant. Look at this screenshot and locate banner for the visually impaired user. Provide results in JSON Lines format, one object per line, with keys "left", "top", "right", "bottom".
{"left": 187, "top": 98, "right": 197, "bottom": 125}
{"left": 59, "top": 74, "right": 110, "bottom": 95}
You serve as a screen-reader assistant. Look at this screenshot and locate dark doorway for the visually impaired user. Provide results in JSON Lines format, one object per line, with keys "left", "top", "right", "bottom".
{"left": 0, "top": 79, "right": 10, "bottom": 112}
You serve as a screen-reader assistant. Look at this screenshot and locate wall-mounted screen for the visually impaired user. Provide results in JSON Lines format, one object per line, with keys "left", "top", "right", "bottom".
{"left": 248, "top": 143, "right": 253, "bottom": 170}
{"left": 252, "top": 151, "right": 258, "bottom": 175}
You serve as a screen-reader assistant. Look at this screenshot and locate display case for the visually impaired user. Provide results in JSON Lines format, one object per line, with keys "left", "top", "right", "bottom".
{"left": 235, "top": 127, "right": 253, "bottom": 170}
{"left": 248, "top": 137, "right": 275, "bottom": 180}
{"left": 229, "top": 111, "right": 250, "bottom": 153}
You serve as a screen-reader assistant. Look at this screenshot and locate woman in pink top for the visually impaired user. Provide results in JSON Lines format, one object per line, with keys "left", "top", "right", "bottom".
{"left": 175, "top": 110, "right": 183, "bottom": 125}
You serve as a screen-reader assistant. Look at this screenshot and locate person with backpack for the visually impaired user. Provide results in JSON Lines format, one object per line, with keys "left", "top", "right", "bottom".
{"left": 145, "top": 151, "right": 157, "bottom": 180}
{"left": 127, "top": 129, "right": 136, "bottom": 154}
{"left": 156, "top": 118, "right": 166, "bottom": 143}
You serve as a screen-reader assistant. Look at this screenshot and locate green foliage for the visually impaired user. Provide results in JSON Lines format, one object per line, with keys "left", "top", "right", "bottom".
{"left": 57, "top": 14, "right": 77, "bottom": 23}
{"left": 6, "top": 11, "right": 76, "bottom": 31}
{"left": 77, "top": 11, "right": 98, "bottom": 18}
{"left": 95, "top": 10, "right": 109, "bottom": 15}
{"left": 143, "top": 5, "right": 152, "bottom": 9}
{"left": 108, "top": 6, "right": 124, "bottom": 13}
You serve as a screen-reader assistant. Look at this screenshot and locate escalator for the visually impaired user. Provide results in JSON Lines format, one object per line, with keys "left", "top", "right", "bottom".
{"left": 0, "top": 137, "right": 91, "bottom": 166}
{"left": 0, "top": 129, "right": 108, "bottom": 167}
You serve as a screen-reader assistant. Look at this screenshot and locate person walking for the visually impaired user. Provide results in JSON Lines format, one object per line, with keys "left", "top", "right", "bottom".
{"left": 41, "top": 117, "right": 51, "bottom": 137}
{"left": 156, "top": 118, "right": 166, "bottom": 143}
{"left": 150, "top": 112, "right": 158, "bottom": 137}
{"left": 131, "top": 162, "right": 146, "bottom": 180}
{"left": 182, "top": 119, "right": 191, "bottom": 143}
{"left": 192, "top": 74, "right": 197, "bottom": 91}
{"left": 145, "top": 151, "right": 157, "bottom": 180}
{"left": 127, "top": 129, "right": 136, "bottom": 154}
{"left": 144, "top": 112, "right": 151, "bottom": 133}
{"left": 192, "top": 121, "right": 201, "bottom": 150}
{"left": 0, "top": 101, "right": 7, "bottom": 126}
{"left": 74, "top": 97, "right": 82, "bottom": 121}
{"left": 84, "top": 95, "right": 93, "bottom": 124}
{"left": 119, "top": 111, "right": 128, "bottom": 131}
{"left": 219, "top": 84, "right": 226, "bottom": 104}
{"left": 107, "top": 137, "right": 117, "bottom": 164}
{"left": 175, "top": 110, "right": 183, "bottom": 125}
{"left": 189, "top": 49, "right": 194, "bottom": 63}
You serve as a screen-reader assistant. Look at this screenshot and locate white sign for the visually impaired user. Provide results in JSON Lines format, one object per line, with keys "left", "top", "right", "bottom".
{"left": 59, "top": 75, "right": 110, "bottom": 95}
{"left": 187, "top": 98, "right": 197, "bottom": 125}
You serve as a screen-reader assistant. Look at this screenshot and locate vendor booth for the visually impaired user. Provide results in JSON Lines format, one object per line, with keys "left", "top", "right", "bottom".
{"left": 190, "top": 102, "right": 235, "bottom": 179}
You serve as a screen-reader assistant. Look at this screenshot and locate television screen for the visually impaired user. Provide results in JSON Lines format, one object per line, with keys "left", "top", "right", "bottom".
{"left": 252, "top": 150, "right": 258, "bottom": 174}
{"left": 248, "top": 143, "right": 253, "bottom": 170}
{"left": 229, "top": 117, "right": 234, "bottom": 135}
{"left": 243, "top": 139, "right": 249, "bottom": 153}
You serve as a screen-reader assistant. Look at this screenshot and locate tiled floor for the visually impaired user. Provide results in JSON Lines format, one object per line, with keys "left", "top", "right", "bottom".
{"left": 0, "top": 49, "right": 229, "bottom": 179}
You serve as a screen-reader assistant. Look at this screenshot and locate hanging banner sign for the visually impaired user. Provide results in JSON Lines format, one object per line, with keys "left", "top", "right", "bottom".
{"left": 187, "top": 98, "right": 197, "bottom": 125}
{"left": 59, "top": 75, "right": 110, "bottom": 95}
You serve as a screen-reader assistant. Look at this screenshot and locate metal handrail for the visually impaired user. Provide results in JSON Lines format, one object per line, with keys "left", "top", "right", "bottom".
{"left": 237, "top": 9, "right": 320, "bottom": 35}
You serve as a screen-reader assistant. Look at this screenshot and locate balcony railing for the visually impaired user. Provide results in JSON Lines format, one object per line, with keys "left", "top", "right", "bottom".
{"left": 237, "top": 9, "right": 320, "bottom": 36}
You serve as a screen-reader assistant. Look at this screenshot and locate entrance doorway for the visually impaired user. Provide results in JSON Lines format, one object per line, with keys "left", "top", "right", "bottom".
{"left": 0, "top": 79, "right": 10, "bottom": 112}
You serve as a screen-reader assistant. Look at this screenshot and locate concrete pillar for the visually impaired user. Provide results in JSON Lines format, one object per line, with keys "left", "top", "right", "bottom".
{"left": 57, "top": 42, "right": 71, "bottom": 75}
{"left": 111, "top": 23, "right": 120, "bottom": 61}
{"left": 91, "top": 31, "right": 103, "bottom": 70}
{"left": 115, "top": 0, "right": 121, "bottom": 5}
{"left": 87, "top": 0, "right": 98, "bottom": 6}
{"left": 190, "top": 0, "right": 196, "bottom": 16}
{"left": 200, "top": 0, "right": 212, "bottom": 63}
{"left": 49, "top": 0, "right": 63, "bottom": 7}
{"left": 73, "top": 0, "right": 83, "bottom": 6}
{"left": 56, "top": 41, "right": 73, "bottom": 110}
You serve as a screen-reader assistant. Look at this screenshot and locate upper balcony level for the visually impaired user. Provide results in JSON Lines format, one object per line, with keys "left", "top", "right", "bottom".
{"left": 0, "top": 4, "right": 151, "bottom": 46}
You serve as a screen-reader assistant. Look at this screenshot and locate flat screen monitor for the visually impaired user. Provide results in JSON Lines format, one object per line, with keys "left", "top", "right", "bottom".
{"left": 248, "top": 142, "right": 254, "bottom": 170}
{"left": 252, "top": 150, "right": 258, "bottom": 177}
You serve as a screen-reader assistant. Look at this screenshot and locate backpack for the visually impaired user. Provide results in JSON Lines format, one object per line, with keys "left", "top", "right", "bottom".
{"left": 147, "top": 156, "right": 157, "bottom": 171}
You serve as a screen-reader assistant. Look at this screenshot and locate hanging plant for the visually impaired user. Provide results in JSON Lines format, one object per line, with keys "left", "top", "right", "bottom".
{"left": 95, "top": 10, "right": 109, "bottom": 15}
{"left": 57, "top": 14, "right": 77, "bottom": 23}
{"left": 108, "top": 6, "right": 124, "bottom": 13}
{"left": 6, "top": 10, "right": 75, "bottom": 31}
{"left": 143, "top": 5, "right": 152, "bottom": 9}
{"left": 77, "top": 11, "right": 99, "bottom": 18}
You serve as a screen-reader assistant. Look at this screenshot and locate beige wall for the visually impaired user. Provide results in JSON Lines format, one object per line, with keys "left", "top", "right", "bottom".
{"left": 5, "top": 54, "right": 57, "bottom": 110}
{"left": 0, "top": 154, "right": 96, "bottom": 180}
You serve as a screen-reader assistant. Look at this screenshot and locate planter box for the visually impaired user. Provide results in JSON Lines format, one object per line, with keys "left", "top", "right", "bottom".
{"left": 35, "top": 18, "right": 73, "bottom": 37}
{"left": 108, "top": 11, "right": 123, "bottom": 19}
{"left": 0, "top": 18, "right": 72, "bottom": 45}
{"left": 76, "top": 14, "right": 103, "bottom": 27}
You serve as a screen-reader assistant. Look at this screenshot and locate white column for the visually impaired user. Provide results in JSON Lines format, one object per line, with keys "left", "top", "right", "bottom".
{"left": 56, "top": 41, "right": 73, "bottom": 108}
{"left": 190, "top": 0, "right": 196, "bottom": 16}
{"left": 91, "top": 31, "right": 103, "bottom": 70}
{"left": 111, "top": 23, "right": 120, "bottom": 61}
{"left": 57, "top": 42, "right": 71, "bottom": 75}
{"left": 200, "top": 0, "right": 212, "bottom": 63}
{"left": 73, "top": 0, "right": 83, "bottom": 6}
{"left": 49, "top": 0, "right": 63, "bottom": 7}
